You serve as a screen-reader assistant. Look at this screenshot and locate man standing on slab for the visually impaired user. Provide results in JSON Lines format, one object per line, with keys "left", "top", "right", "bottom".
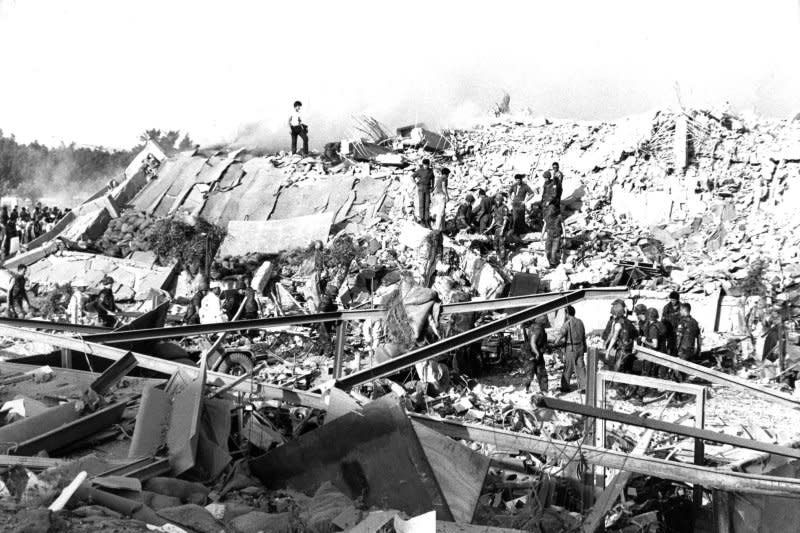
{"left": 413, "top": 159, "right": 434, "bottom": 228}
{"left": 289, "top": 100, "right": 309, "bottom": 155}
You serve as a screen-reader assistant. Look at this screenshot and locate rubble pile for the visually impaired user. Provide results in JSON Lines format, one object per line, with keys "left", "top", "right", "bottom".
{"left": 0, "top": 106, "right": 799, "bottom": 532}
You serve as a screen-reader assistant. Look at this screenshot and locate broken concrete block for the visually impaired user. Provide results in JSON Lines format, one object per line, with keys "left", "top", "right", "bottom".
{"left": 229, "top": 511, "right": 292, "bottom": 533}
{"left": 157, "top": 504, "right": 223, "bottom": 533}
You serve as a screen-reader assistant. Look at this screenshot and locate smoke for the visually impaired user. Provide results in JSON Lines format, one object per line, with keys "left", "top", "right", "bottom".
{"left": 7, "top": 152, "right": 120, "bottom": 208}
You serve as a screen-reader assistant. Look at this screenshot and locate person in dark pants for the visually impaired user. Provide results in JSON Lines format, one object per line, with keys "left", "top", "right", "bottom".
{"left": 473, "top": 188, "right": 494, "bottom": 233}
{"left": 288, "top": 100, "right": 309, "bottom": 155}
{"left": 643, "top": 307, "right": 670, "bottom": 380}
{"left": 508, "top": 173, "right": 533, "bottom": 236}
{"left": 525, "top": 318, "right": 549, "bottom": 393}
{"left": 662, "top": 291, "right": 681, "bottom": 355}
{"left": 413, "top": 159, "right": 434, "bottom": 227}
{"left": 454, "top": 194, "right": 476, "bottom": 233}
{"left": 96, "top": 276, "right": 118, "bottom": 328}
{"left": 541, "top": 205, "right": 565, "bottom": 268}
{"left": 541, "top": 170, "right": 563, "bottom": 209}
{"left": 6, "top": 265, "right": 31, "bottom": 318}
{"left": 674, "top": 302, "right": 701, "bottom": 382}
{"left": 605, "top": 300, "right": 638, "bottom": 397}
{"left": 555, "top": 305, "right": 586, "bottom": 393}
{"left": 491, "top": 193, "right": 510, "bottom": 261}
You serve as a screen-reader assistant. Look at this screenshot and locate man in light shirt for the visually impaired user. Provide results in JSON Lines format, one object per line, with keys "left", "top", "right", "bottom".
{"left": 67, "top": 280, "right": 88, "bottom": 324}
{"left": 288, "top": 100, "right": 309, "bottom": 155}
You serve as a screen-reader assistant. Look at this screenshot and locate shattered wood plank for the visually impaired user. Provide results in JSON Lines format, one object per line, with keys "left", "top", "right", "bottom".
{"left": 409, "top": 414, "right": 800, "bottom": 497}
{"left": 635, "top": 344, "right": 800, "bottom": 410}
{"left": 0, "top": 324, "right": 325, "bottom": 410}
{"left": 0, "top": 455, "right": 67, "bottom": 469}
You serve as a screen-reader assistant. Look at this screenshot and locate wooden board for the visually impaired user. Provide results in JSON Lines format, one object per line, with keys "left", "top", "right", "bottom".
{"left": 249, "top": 399, "right": 453, "bottom": 520}
{"left": 412, "top": 420, "right": 491, "bottom": 523}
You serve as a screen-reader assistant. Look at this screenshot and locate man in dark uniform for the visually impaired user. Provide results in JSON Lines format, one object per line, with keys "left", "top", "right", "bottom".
{"left": 541, "top": 205, "right": 565, "bottom": 268}
{"left": 221, "top": 280, "right": 246, "bottom": 320}
{"left": 674, "top": 302, "right": 701, "bottom": 382}
{"left": 662, "top": 291, "right": 681, "bottom": 355}
{"left": 184, "top": 282, "right": 208, "bottom": 325}
{"left": 605, "top": 299, "right": 637, "bottom": 375}
{"left": 455, "top": 194, "right": 476, "bottom": 233}
{"left": 96, "top": 276, "right": 118, "bottom": 328}
{"left": 413, "top": 159, "right": 434, "bottom": 227}
{"left": 634, "top": 303, "right": 649, "bottom": 337}
{"left": 555, "top": 305, "right": 586, "bottom": 393}
{"left": 7, "top": 265, "right": 31, "bottom": 318}
{"left": 473, "top": 189, "right": 493, "bottom": 233}
{"left": 541, "top": 170, "right": 563, "bottom": 210}
{"left": 448, "top": 290, "right": 480, "bottom": 376}
{"left": 490, "top": 193, "right": 510, "bottom": 261}
{"left": 643, "top": 307, "right": 669, "bottom": 380}
{"left": 508, "top": 173, "right": 533, "bottom": 236}
{"left": 524, "top": 317, "right": 549, "bottom": 393}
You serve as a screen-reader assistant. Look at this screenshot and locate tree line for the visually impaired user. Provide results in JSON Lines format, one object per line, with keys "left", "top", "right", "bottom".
{"left": 0, "top": 129, "right": 194, "bottom": 197}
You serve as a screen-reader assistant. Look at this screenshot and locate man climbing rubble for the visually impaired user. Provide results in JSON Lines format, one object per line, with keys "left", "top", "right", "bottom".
{"left": 555, "top": 305, "right": 586, "bottom": 393}
{"left": 413, "top": 159, "right": 434, "bottom": 228}
{"left": 454, "top": 194, "right": 476, "bottom": 233}
{"left": 541, "top": 204, "right": 565, "bottom": 268}
{"left": 508, "top": 173, "right": 533, "bottom": 236}
{"left": 288, "top": 100, "right": 309, "bottom": 155}
{"left": 473, "top": 188, "right": 494, "bottom": 233}
{"left": 524, "top": 317, "right": 549, "bottom": 394}
{"left": 6, "top": 265, "right": 32, "bottom": 318}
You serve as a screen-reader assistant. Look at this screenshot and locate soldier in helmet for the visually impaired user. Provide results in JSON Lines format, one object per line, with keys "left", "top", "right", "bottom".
{"left": 674, "top": 302, "right": 702, "bottom": 383}
{"left": 604, "top": 299, "right": 639, "bottom": 398}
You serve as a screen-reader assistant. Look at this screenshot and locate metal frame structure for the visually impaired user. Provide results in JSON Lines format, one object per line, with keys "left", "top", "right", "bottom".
{"left": 596, "top": 369, "right": 706, "bottom": 508}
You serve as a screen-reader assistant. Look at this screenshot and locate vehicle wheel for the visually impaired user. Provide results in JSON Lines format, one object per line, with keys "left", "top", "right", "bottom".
{"left": 217, "top": 351, "right": 255, "bottom": 376}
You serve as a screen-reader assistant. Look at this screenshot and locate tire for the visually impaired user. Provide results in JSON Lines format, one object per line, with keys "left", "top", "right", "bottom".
{"left": 217, "top": 351, "right": 255, "bottom": 376}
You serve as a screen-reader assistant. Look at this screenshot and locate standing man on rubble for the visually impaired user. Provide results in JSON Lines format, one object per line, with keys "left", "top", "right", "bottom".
{"left": 509, "top": 173, "right": 533, "bottom": 235}
{"left": 662, "top": 291, "right": 681, "bottom": 354}
{"left": 289, "top": 100, "right": 309, "bottom": 155}
{"left": 551, "top": 162, "right": 564, "bottom": 185}
{"left": 490, "top": 192, "right": 511, "bottom": 261}
{"left": 643, "top": 307, "right": 669, "bottom": 379}
{"left": 541, "top": 170, "right": 563, "bottom": 210}
{"left": 555, "top": 305, "right": 586, "bottom": 393}
{"left": 524, "top": 317, "right": 549, "bottom": 394}
{"left": 413, "top": 159, "right": 434, "bottom": 228}
{"left": 6, "top": 265, "right": 32, "bottom": 318}
{"left": 430, "top": 167, "right": 450, "bottom": 230}
{"left": 200, "top": 283, "right": 226, "bottom": 324}
{"left": 634, "top": 303, "right": 649, "bottom": 337}
{"left": 541, "top": 205, "right": 566, "bottom": 268}
{"left": 674, "top": 303, "right": 702, "bottom": 381}
{"left": 67, "top": 280, "right": 88, "bottom": 324}
{"left": 473, "top": 189, "right": 494, "bottom": 233}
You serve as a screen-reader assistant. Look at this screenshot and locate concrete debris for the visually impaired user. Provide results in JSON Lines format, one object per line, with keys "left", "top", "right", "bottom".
{"left": 0, "top": 106, "right": 799, "bottom": 532}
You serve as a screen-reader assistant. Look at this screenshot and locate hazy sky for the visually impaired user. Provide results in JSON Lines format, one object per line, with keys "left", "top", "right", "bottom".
{"left": 1, "top": 0, "right": 798, "bottom": 150}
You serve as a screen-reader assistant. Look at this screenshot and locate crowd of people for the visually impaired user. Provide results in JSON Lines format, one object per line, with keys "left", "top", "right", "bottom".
{"left": 414, "top": 160, "right": 568, "bottom": 265}
{"left": 0, "top": 203, "right": 68, "bottom": 258}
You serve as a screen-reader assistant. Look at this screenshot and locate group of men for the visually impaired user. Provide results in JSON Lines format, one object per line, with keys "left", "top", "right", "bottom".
{"left": 603, "top": 291, "right": 702, "bottom": 402}
{"left": 184, "top": 277, "right": 261, "bottom": 326}
{"left": 415, "top": 160, "right": 568, "bottom": 266}
{"left": 521, "top": 291, "right": 703, "bottom": 398}
{"left": 0, "top": 204, "right": 65, "bottom": 258}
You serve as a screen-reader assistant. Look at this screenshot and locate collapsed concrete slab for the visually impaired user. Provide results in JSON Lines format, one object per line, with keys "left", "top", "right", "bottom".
{"left": 217, "top": 212, "right": 334, "bottom": 257}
